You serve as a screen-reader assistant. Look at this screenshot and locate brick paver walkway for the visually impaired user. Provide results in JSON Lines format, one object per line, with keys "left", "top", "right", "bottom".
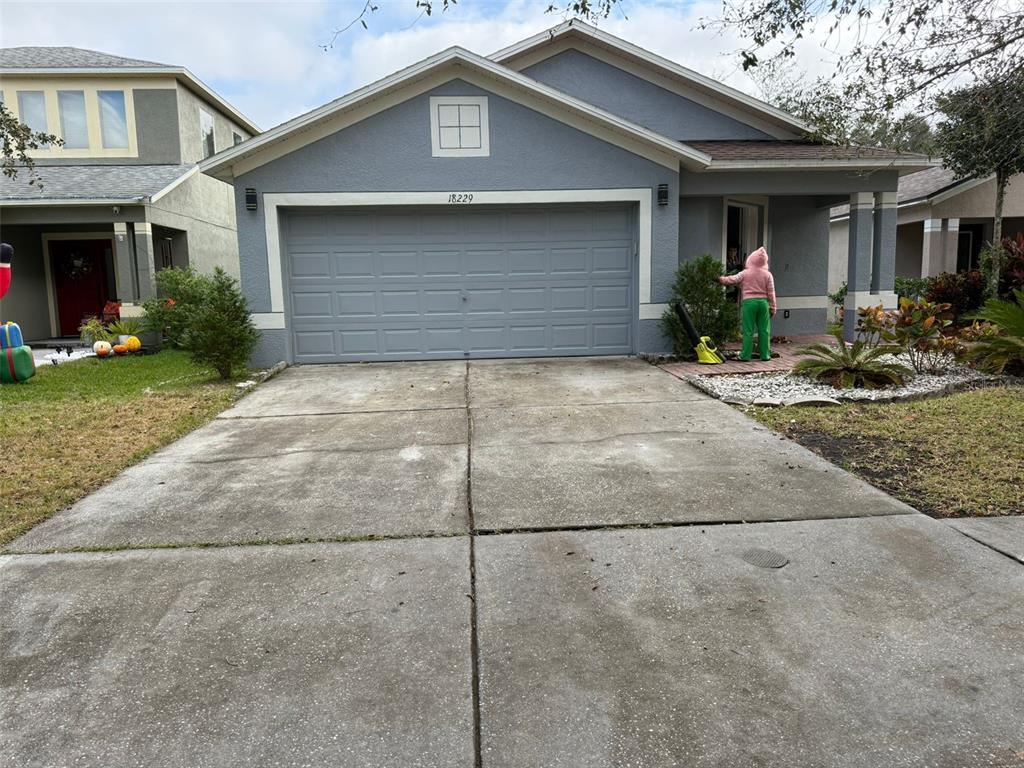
{"left": 660, "top": 334, "right": 836, "bottom": 377}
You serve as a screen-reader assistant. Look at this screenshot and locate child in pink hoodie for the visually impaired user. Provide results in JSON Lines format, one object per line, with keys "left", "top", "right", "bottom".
{"left": 717, "top": 247, "right": 776, "bottom": 361}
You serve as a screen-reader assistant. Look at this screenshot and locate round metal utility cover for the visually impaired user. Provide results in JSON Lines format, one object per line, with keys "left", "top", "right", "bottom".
{"left": 741, "top": 547, "right": 789, "bottom": 569}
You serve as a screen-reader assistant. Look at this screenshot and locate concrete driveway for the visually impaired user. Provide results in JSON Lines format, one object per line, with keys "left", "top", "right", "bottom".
{"left": 3, "top": 358, "right": 1022, "bottom": 767}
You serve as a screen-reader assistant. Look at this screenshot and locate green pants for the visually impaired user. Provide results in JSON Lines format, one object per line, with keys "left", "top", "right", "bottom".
{"left": 740, "top": 298, "right": 771, "bottom": 361}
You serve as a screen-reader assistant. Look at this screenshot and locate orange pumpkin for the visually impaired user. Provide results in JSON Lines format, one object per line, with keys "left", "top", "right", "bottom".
{"left": 112, "top": 344, "right": 128, "bottom": 355}
{"left": 95, "top": 346, "right": 111, "bottom": 358}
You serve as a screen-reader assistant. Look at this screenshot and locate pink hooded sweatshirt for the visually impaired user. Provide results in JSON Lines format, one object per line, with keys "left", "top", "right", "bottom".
{"left": 720, "top": 247, "right": 777, "bottom": 314}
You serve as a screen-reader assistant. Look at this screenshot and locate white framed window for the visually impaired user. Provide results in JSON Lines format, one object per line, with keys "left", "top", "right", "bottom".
{"left": 98, "top": 90, "right": 129, "bottom": 148}
{"left": 232, "top": 130, "right": 243, "bottom": 146}
{"left": 58, "top": 90, "right": 89, "bottom": 149}
{"left": 17, "top": 91, "right": 48, "bottom": 134}
{"left": 200, "top": 108, "right": 215, "bottom": 159}
{"left": 429, "top": 96, "right": 489, "bottom": 157}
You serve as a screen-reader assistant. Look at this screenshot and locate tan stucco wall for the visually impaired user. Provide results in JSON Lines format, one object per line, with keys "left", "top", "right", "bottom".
{"left": 176, "top": 84, "right": 251, "bottom": 164}
{"left": 148, "top": 171, "right": 240, "bottom": 278}
{"left": 827, "top": 218, "right": 848, "bottom": 294}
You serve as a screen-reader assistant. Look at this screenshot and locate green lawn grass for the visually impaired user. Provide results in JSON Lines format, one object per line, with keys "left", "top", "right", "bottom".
{"left": 750, "top": 385, "right": 1024, "bottom": 517}
{"left": 0, "top": 350, "right": 243, "bottom": 545}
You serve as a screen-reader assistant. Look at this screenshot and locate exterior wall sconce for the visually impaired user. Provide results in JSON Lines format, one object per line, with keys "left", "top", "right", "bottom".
{"left": 245, "top": 188, "right": 258, "bottom": 211}
{"left": 657, "top": 184, "right": 669, "bottom": 206}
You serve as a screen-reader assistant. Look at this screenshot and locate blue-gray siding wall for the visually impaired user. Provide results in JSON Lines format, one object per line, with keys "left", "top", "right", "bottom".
{"left": 234, "top": 78, "right": 680, "bottom": 363}
{"left": 522, "top": 49, "right": 771, "bottom": 141}
{"left": 768, "top": 196, "right": 830, "bottom": 335}
{"left": 679, "top": 197, "right": 722, "bottom": 263}
{"left": 680, "top": 170, "right": 900, "bottom": 196}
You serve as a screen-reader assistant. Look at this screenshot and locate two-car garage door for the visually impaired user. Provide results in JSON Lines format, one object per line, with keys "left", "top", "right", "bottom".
{"left": 283, "top": 204, "right": 636, "bottom": 363}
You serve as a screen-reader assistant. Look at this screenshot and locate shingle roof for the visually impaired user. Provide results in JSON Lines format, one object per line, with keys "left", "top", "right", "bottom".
{"left": 830, "top": 166, "right": 972, "bottom": 218}
{"left": 895, "top": 166, "right": 962, "bottom": 202}
{"left": 0, "top": 164, "right": 194, "bottom": 202}
{"left": 686, "top": 140, "right": 927, "bottom": 162}
{"left": 0, "top": 46, "right": 172, "bottom": 69}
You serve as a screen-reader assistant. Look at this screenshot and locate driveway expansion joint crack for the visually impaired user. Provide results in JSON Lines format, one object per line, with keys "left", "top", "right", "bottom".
{"left": 465, "top": 360, "right": 484, "bottom": 768}
{"left": 948, "top": 526, "right": 1024, "bottom": 566}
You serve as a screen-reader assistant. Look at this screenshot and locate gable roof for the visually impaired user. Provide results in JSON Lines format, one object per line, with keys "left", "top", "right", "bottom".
{"left": 0, "top": 46, "right": 171, "bottom": 69}
{"left": 0, "top": 164, "right": 196, "bottom": 205}
{"left": 200, "top": 45, "right": 713, "bottom": 180}
{"left": 0, "top": 46, "right": 259, "bottom": 135}
{"left": 490, "top": 19, "right": 810, "bottom": 139}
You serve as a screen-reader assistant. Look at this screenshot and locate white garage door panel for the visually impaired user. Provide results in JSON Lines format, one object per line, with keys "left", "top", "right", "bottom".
{"left": 284, "top": 205, "right": 635, "bottom": 362}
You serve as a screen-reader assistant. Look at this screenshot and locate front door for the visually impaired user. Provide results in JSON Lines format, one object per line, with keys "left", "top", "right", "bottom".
{"left": 50, "top": 239, "right": 111, "bottom": 336}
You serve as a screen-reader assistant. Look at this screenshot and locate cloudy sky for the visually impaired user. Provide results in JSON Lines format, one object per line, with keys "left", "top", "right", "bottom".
{"left": 0, "top": 0, "right": 843, "bottom": 130}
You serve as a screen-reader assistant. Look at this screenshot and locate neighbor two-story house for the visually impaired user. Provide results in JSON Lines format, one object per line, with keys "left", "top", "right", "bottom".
{"left": 0, "top": 47, "right": 258, "bottom": 341}
{"left": 201, "top": 20, "right": 934, "bottom": 366}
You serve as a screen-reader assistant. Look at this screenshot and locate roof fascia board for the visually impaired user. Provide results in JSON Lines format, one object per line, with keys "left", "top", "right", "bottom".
{"left": 929, "top": 174, "right": 991, "bottom": 204}
{"left": 0, "top": 197, "right": 146, "bottom": 206}
{"left": 207, "top": 49, "right": 709, "bottom": 179}
{"left": 1, "top": 65, "right": 259, "bottom": 134}
{"left": 148, "top": 165, "right": 199, "bottom": 203}
{"left": 705, "top": 158, "right": 938, "bottom": 172}
{"left": 491, "top": 21, "right": 809, "bottom": 137}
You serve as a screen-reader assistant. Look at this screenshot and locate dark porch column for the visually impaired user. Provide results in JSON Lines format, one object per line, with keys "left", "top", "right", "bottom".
{"left": 844, "top": 192, "right": 874, "bottom": 340}
{"left": 871, "top": 191, "right": 898, "bottom": 308}
{"left": 133, "top": 222, "right": 156, "bottom": 300}
{"left": 112, "top": 222, "right": 135, "bottom": 302}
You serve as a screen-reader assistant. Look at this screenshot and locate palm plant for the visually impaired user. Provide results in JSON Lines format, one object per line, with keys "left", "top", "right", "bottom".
{"left": 793, "top": 330, "right": 911, "bottom": 389}
{"left": 966, "top": 288, "right": 1024, "bottom": 375}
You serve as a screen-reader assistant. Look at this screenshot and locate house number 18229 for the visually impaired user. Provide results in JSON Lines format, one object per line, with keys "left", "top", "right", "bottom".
{"left": 447, "top": 193, "right": 474, "bottom": 203}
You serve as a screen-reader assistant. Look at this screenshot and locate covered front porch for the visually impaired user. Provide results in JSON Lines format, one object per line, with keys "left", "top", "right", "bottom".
{"left": 0, "top": 205, "right": 188, "bottom": 342}
{"left": 679, "top": 150, "right": 919, "bottom": 341}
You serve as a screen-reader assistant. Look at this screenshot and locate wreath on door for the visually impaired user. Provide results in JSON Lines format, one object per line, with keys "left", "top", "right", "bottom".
{"left": 62, "top": 251, "right": 94, "bottom": 281}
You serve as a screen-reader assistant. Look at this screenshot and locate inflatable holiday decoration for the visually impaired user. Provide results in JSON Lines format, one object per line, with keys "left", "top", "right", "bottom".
{"left": 0, "top": 243, "right": 36, "bottom": 383}
{"left": 0, "top": 242, "right": 12, "bottom": 300}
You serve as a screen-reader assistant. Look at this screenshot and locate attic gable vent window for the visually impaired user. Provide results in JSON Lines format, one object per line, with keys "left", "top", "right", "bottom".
{"left": 430, "top": 96, "right": 489, "bottom": 157}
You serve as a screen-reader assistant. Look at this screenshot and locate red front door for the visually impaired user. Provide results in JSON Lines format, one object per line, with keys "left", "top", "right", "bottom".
{"left": 51, "top": 240, "right": 111, "bottom": 336}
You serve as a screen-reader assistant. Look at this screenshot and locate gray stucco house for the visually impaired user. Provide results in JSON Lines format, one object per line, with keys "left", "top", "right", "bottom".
{"left": 0, "top": 47, "right": 257, "bottom": 341}
{"left": 201, "top": 20, "right": 933, "bottom": 366}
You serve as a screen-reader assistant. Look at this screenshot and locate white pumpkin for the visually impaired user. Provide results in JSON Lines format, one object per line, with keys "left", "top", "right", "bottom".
{"left": 93, "top": 340, "right": 113, "bottom": 357}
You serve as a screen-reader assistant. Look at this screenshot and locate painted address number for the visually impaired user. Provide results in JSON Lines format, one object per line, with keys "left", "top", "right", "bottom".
{"left": 447, "top": 193, "right": 474, "bottom": 203}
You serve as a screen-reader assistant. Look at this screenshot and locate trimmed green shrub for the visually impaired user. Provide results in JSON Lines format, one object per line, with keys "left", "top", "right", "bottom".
{"left": 894, "top": 276, "right": 929, "bottom": 301}
{"left": 659, "top": 255, "right": 739, "bottom": 359}
{"left": 143, "top": 267, "right": 214, "bottom": 348}
{"left": 793, "top": 330, "right": 910, "bottom": 389}
{"left": 143, "top": 267, "right": 259, "bottom": 379}
{"left": 188, "top": 269, "right": 260, "bottom": 379}
{"left": 925, "top": 270, "right": 986, "bottom": 319}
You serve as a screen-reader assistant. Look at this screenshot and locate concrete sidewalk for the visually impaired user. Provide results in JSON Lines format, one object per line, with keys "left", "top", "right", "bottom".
{"left": 2, "top": 357, "right": 1021, "bottom": 767}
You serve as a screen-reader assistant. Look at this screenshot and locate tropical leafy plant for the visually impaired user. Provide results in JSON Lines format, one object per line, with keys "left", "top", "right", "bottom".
{"left": 793, "top": 330, "right": 910, "bottom": 389}
{"left": 660, "top": 255, "right": 739, "bottom": 359}
{"left": 78, "top": 317, "right": 113, "bottom": 344}
{"left": 924, "top": 270, "right": 986, "bottom": 319}
{"left": 883, "top": 298, "right": 958, "bottom": 374}
{"left": 106, "top": 318, "right": 142, "bottom": 337}
{"left": 854, "top": 304, "right": 893, "bottom": 348}
{"left": 965, "top": 288, "right": 1024, "bottom": 375}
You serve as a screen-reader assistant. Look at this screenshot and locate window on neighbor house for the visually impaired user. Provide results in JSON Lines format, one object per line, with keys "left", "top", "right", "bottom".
{"left": 232, "top": 131, "right": 243, "bottom": 146}
{"left": 430, "top": 96, "right": 489, "bottom": 157}
{"left": 58, "top": 90, "right": 89, "bottom": 148}
{"left": 98, "top": 90, "right": 129, "bottom": 148}
{"left": 200, "top": 108, "right": 216, "bottom": 159}
{"left": 17, "top": 91, "right": 48, "bottom": 143}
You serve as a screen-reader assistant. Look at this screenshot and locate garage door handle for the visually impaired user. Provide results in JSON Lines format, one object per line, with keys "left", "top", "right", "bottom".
{"left": 460, "top": 290, "right": 469, "bottom": 301}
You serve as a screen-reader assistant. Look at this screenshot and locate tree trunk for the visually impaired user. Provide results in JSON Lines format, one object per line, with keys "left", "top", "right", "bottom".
{"left": 990, "top": 167, "right": 1008, "bottom": 296}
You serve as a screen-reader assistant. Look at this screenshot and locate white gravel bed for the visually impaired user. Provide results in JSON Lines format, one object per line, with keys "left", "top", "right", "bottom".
{"left": 691, "top": 359, "right": 1000, "bottom": 405}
